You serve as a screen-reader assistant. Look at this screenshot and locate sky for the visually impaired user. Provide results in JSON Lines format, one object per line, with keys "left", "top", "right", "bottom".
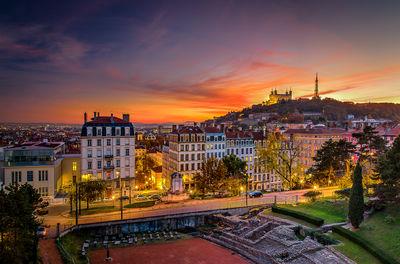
{"left": 1, "top": 0, "right": 400, "bottom": 124}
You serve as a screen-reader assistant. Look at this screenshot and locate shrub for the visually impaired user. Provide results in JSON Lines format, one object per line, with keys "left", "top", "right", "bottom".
{"left": 332, "top": 226, "right": 399, "bottom": 264}
{"left": 335, "top": 188, "right": 351, "bottom": 199}
{"left": 383, "top": 215, "right": 395, "bottom": 224}
{"left": 271, "top": 206, "right": 324, "bottom": 226}
{"left": 303, "top": 190, "right": 322, "bottom": 202}
{"left": 125, "top": 200, "right": 156, "bottom": 208}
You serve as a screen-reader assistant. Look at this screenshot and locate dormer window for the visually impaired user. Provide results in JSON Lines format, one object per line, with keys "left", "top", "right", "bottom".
{"left": 116, "top": 127, "right": 121, "bottom": 136}
{"left": 97, "top": 127, "right": 102, "bottom": 136}
{"left": 106, "top": 127, "right": 111, "bottom": 136}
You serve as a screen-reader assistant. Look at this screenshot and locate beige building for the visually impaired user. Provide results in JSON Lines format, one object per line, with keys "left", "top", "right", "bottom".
{"left": 58, "top": 154, "right": 81, "bottom": 191}
{"left": 3, "top": 142, "right": 65, "bottom": 202}
{"left": 265, "top": 89, "right": 292, "bottom": 105}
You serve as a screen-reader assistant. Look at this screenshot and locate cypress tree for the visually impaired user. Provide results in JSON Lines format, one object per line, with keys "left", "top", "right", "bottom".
{"left": 348, "top": 162, "right": 364, "bottom": 228}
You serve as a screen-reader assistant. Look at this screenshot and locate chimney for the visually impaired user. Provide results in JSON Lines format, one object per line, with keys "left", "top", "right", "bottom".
{"left": 97, "top": 112, "right": 100, "bottom": 117}
{"left": 84, "top": 112, "right": 87, "bottom": 123}
{"left": 93, "top": 112, "right": 97, "bottom": 118}
{"left": 111, "top": 113, "right": 113, "bottom": 117}
{"left": 122, "top": 114, "right": 130, "bottom": 122}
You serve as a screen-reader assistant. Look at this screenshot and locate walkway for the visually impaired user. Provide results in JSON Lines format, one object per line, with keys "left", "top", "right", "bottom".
{"left": 39, "top": 239, "right": 63, "bottom": 264}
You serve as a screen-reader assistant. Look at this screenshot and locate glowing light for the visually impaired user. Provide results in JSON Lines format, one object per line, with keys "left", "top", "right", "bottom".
{"left": 313, "top": 185, "right": 318, "bottom": 190}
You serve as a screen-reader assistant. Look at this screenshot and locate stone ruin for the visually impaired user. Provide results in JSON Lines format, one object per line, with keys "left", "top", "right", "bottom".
{"left": 202, "top": 211, "right": 354, "bottom": 264}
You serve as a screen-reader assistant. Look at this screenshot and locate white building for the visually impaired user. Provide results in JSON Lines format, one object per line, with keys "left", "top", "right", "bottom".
{"left": 3, "top": 141, "right": 65, "bottom": 201}
{"left": 204, "top": 127, "right": 226, "bottom": 160}
{"left": 80, "top": 112, "right": 135, "bottom": 197}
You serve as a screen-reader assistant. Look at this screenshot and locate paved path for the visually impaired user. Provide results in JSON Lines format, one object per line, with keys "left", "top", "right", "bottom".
{"left": 39, "top": 239, "right": 63, "bottom": 264}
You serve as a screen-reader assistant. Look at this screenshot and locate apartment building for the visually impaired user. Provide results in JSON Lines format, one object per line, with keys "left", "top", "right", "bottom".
{"left": 3, "top": 141, "right": 65, "bottom": 201}
{"left": 284, "top": 128, "right": 347, "bottom": 170}
{"left": 251, "top": 131, "right": 282, "bottom": 191}
{"left": 80, "top": 112, "right": 135, "bottom": 196}
{"left": 204, "top": 127, "right": 226, "bottom": 159}
{"left": 225, "top": 131, "right": 255, "bottom": 178}
{"left": 167, "top": 126, "right": 205, "bottom": 190}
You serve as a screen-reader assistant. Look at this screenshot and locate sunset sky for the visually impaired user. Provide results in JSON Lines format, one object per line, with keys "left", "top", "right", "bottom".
{"left": 1, "top": 0, "right": 400, "bottom": 124}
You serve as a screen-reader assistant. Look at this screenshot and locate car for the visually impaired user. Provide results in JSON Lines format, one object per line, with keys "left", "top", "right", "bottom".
{"left": 36, "top": 226, "right": 47, "bottom": 238}
{"left": 248, "top": 191, "right": 263, "bottom": 198}
{"left": 149, "top": 194, "right": 162, "bottom": 201}
{"left": 136, "top": 194, "right": 147, "bottom": 200}
{"left": 117, "top": 195, "right": 129, "bottom": 201}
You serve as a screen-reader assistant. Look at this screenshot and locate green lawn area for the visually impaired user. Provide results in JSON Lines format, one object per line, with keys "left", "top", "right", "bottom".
{"left": 327, "top": 233, "right": 381, "bottom": 264}
{"left": 280, "top": 199, "right": 348, "bottom": 224}
{"left": 356, "top": 205, "right": 400, "bottom": 262}
{"left": 59, "top": 232, "right": 90, "bottom": 264}
{"left": 71, "top": 205, "right": 118, "bottom": 216}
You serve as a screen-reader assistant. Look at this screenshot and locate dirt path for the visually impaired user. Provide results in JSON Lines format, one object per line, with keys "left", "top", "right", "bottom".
{"left": 39, "top": 239, "right": 63, "bottom": 264}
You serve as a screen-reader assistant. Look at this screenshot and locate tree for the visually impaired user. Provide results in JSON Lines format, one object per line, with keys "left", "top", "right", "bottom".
{"left": 348, "top": 163, "right": 364, "bottom": 228}
{"left": 258, "top": 132, "right": 302, "bottom": 190}
{"left": 193, "top": 157, "right": 228, "bottom": 196}
{"left": 135, "top": 153, "right": 157, "bottom": 189}
{"left": 0, "top": 184, "right": 48, "bottom": 263}
{"left": 308, "top": 139, "right": 354, "bottom": 186}
{"left": 80, "top": 180, "right": 106, "bottom": 209}
{"left": 375, "top": 136, "right": 400, "bottom": 203}
{"left": 222, "top": 154, "right": 247, "bottom": 194}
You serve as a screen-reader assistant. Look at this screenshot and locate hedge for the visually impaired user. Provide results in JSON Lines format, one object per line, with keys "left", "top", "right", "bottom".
{"left": 332, "top": 226, "right": 399, "bottom": 264}
{"left": 271, "top": 206, "right": 324, "bottom": 226}
{"left": 55, "top": 238, "right": 76, "bottom": 264}
{"left": 125, "top": 200, "right": 156, "bottom": 208}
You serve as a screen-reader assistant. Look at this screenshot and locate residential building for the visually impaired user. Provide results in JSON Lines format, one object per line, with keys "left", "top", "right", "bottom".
{"left": 59, "top": 154, "right": 81, "bottom": 191}
{"left": 225, "top": 131, "right": 255, "bottom": 179}
{"left": 284, "top": 128, "right": 347, "bottom": 171}
{"left": 167, "top": 126, "right": 205, "bottom": 190}
{"left": 162, "top": 144, "right": 172, "bottom": 190}
{"left": 204, "top": 127, "right": 226, "bottom": 160}
{"left": 251, "top": 131, "right": 282, "bottom": 191}
{"left": 80, "top": 112, "right": 135, "bottom": 197}
{"left": 3, "top": 141, "right": 65, "bottom": 201}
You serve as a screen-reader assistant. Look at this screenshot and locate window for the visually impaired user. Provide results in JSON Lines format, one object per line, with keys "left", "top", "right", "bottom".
{"left": 97, "top": 139, "right": 101, "bottom": 146}
{"left": 180, "top": 164, "right": 184, "bottom": 171}
{"left": 87, "top": 139, "right": 92, "bottom": 146}
{"left": 87, "top": 127, "right": 92, "bottom": 136}
{"left": 180, "top": 154, "right": 184, "bottom": 161}
{"left": 116, "top": 138, "right": 120, "bottom": 145}
{"left": 106, "top": 127, "right": 111, "bottom": 136}
{"left": 125, "top": 148, "right": 130, "bottom": 156}
{"left": 97, "top": 128, "right": 102, "bottom": 135}
{"left": 27, "top": 171, "right": 33, "bottom": 181}
{"left": 38, "top": 171, "right": 48, "bottom": 181}
{"left": 107, "top": 139, "right": 111, "bottom": 146}
{"left": 97, "top": 160, "right": 102, "bottom": 169}
{"left": 88, "top": 149, "right": 92, "bottom": 158}
{"left": 116, "top": 160, "right": 120, "bottom": 167}
{"left": 116, "top": 149, "right": 120, "bottom": 156}
{"left": 88, "top": 161, "right": 92, "bottom": 169}
{"left": 116, "top": 128, "right": 121, "bottom": 136}
{"left": 97, "top": 149, "right": 102, "bottom": 157}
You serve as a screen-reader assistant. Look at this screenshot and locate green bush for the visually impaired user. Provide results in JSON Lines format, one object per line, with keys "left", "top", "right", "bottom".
{"left": 125, "top": 200, "right": 156, "bottom": 208}
{"left": 303, "top": 191, "right": 322, "bottom": 202}
{"left": 271, "top": 206, "right": 324, "bottom": 226}
{"left": 332, "top": 226, "right": 399, "bottom": 264}
{"left": 335, "top": 188, "right": 351, "bottom": 199}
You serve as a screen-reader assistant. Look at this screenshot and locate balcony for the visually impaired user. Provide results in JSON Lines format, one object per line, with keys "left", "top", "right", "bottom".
{"left": 104, "top": 154, "right": 113, "bottom": 159}
{"left": 103, "top": 165, "right": 115, "bottom": 171}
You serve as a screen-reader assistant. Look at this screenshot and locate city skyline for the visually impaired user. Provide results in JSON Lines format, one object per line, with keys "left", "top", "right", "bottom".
{"left": 1, "top": 0, "right": 400, "bottom": 123}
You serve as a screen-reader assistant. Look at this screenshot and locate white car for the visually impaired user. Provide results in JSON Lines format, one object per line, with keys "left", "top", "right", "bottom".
{"left": 36, "top": 226, "right": 47, "bottom": 238}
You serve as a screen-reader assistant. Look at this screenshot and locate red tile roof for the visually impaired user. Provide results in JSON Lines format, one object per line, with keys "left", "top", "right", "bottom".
{"left": 86, "top": 116, "right": 129, "bottom": 124}
{"left": 171, "top": 126, "right": 204, "bottom": 134}
{"left": 204, "top": 127, "right": 222, "bottom": 133}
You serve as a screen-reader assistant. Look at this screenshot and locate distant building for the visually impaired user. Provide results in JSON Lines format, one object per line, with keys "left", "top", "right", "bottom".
{"left": 204, "top": 127, "right": 226, "bottom": 160}
{"left": 265, "top": 89, "right": 293, "bottom": 105}
{"left": 135, "top": 146, "right": 146, "bottom": 157}
{"left": 80, "top": 112, "right": 135, "bottom": 197}
{"left": 3, "top": 141, "right": 65, "bottom": 201}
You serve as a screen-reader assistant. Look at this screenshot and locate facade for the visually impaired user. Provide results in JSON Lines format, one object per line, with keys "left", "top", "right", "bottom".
{"left": 3, "top": 141, "right": 65, "bottom": 201}
{"left": 58, "top": 154, "right": 81, "bottom": 191}
{"left": 204, "top": 127, "right": 226, "bottom": 160}
{"left": 251, "top": 132, "right": 282, "bottom": 191}
{"left": 284, "top": 128, "right": 347, "bottom": 170}
{"left": 225, "top": 131, "right": 255, "bottom": 178}
{"left": 161, "top": 145, "right": 172, "bottom": 190}
{"left": 167, "top": 126, "right": 205, "bottom": 190}
{"left": 80, "top": 112, "right": 135, "bottom": 196}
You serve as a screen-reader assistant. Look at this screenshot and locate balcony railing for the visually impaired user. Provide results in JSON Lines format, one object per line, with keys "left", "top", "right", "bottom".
{"left": 104, "top": 154, "right": 113, "bottom": 159}
{"left": 103, "top": 165, "right": 115, "bottom": 171}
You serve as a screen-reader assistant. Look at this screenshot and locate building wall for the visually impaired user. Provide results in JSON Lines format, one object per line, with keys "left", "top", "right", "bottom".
{"left": 205, "top": 132, "right": 226, "bottom": 159}
{"left": 226, "top": 137, "right": 255, "bottom": 177}
{"left": 59, "top": 155, "right": 81, "bottom": 191}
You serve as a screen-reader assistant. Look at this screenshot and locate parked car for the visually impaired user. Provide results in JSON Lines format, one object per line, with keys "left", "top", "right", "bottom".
{"left": 149, "top": 194, "right": 162, "bottom": 201}
{"left": 248, "top": 191, "right": 263, "bottom": 198}
{"left": 117, "top": 195, "right": 129, "bottom": 201}
{"left": 36, "top": 226, "right": 47, "bottom": 238}
{"left": 136, "top": 194, "right": 147, "bottom": 200}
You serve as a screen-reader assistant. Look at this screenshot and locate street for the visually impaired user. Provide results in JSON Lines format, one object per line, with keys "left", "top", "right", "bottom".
{"left": 44, "top": 187, "right": 338, "bottom": 237}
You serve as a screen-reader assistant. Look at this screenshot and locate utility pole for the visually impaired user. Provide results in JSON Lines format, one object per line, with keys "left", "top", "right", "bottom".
{"left": 73, "top": 175, "right": 78, "bottom": 225}
{"left": 120, "top": 176, "right": 123, "bottom": 220}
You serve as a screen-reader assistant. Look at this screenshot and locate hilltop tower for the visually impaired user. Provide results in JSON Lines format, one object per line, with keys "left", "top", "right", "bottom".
{"left": 312, "top": 73, "right": 320, "bottom": 100}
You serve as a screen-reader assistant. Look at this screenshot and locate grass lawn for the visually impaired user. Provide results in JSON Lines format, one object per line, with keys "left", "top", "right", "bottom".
{"left": 59, "top": 232, "right": 90, "bottom": 264}
{"left": 280, "top": 198, "right": 348, "bottom": 224}
{"left": 71, "top": 205, "right": 118, "bottom": 216}
{"left": 327, "top": 233, "right": 381, "bottom": 264}
{"left": 356, "top": 205, "right": 400, "bottom": 262}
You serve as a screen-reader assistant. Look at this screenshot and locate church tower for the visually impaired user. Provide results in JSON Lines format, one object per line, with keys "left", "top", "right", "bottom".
{"left": 313, "top": 73, "right": 320, "bottom": 100}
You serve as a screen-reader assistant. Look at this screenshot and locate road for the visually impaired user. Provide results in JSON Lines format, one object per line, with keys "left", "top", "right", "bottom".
{"left": 43, "top": 187, "right": 338, "bottom": 237}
